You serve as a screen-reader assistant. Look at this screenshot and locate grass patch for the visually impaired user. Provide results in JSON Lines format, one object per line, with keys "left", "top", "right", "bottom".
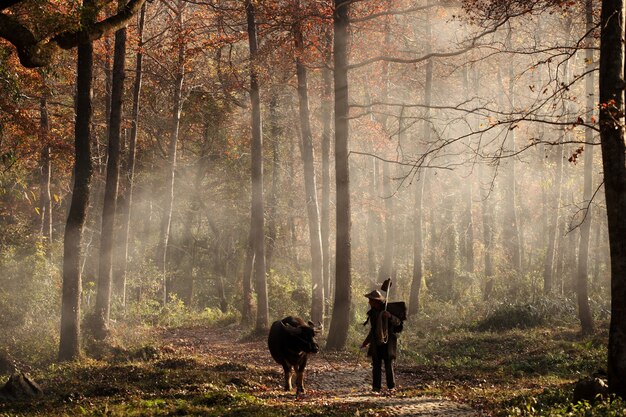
{"left": 399, "top": 319, "right": 608, "bottom": 416}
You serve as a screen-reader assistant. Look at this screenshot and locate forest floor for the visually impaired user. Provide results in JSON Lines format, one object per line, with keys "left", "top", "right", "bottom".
{"left": 0, "top": 320, "right": 608, "bottom": 416}
{"left": 0, "top": 322, "right": 482, "bottom": 416}
{"left": 159, "top": 324, "right": 479, "bottom": 416}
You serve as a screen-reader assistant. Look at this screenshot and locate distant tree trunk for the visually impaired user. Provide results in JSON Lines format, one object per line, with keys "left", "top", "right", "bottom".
{"left": 294, "top": 14, "right": 324, "bottom": 324}
{"left": 477, "top": 57, "right": 494, "bottom": 300}
{"left": 426, "top": 173, "right": 438, "bottom": 280}
{"left": 461, "top": 66, "right": 474, "bottom": 274}
{"left": 266, "top": 92, "right": 279, "bottom": 273}
{"left": 326, "top": 0, "right": 351, "bottom": 351}
{"left": 287, "top": 123, "right": 299, "bottom": 267}
{"left": 409, "top": 173, "right": 424, "bottom": 316}
{"left": 321, "top": 35, "right": 333, "bottom": 307}
{"left": 158, "top": 1, "right": 185, "bottom": 305}
{"left": 366, "top": 158, "right": 378, "bottom": 277}
{"left": 378, "top": 162, "right": 394, "bottom": 282}
{"left": 93, "top": 7, "right": 127, "bottom": 339}
{"left": 502, "top": 25, "right": 521, "bottom": 273}
{"left": 241, "top": 227, "right": 255, "bottom": 325}
{"left": 480, "top": 163, "right": 495, "bottom": 300}
{"left": 441, "top": 194, "right": 456, "bottom": 299}
{"left": 543, "top": 133, "right": 563, "bottom": 294}
{"left": 246, "top": 0, "right": 268, "bottom": 333}
{"left": 409, "top": 19, "right": 432, "bottom": 314}
{"left": 38, "top": 90, "right": 53, "bottom": 252}
{"left": 377, "top": 10, "right": 394, "bottom": 284}
{"left": 114, "top": 1, "right": 146, "bottom": 307}
{"left": 576, "top": 0, "right": 594, "bottom": 336}
{"left": 59, "top": 0, "right": 95, "bottom": 361}
{"left": 600, "top": 0, "right": 626, "bottom": 396}
{"left": 543, "top": 46, "right": 575, "bottom": 295}
{"left": 554, "top": 214, "right": 567, "bottom": 294}
{"left": 591, "top": 208, "right": 603, "bottom": 287}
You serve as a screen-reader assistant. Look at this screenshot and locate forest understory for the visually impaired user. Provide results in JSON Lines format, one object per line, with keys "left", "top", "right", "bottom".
{"left": 0, "top": 315, "right": 616, "bottom": 417}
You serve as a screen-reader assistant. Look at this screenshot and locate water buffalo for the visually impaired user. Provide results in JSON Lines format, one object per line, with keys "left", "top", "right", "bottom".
{"left": 267, "top": 316, "right": 321, "bottom": 395}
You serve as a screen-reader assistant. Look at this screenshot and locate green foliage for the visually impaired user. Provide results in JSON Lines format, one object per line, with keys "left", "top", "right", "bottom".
{"left": 474, "top": 297, "right": 582, "bottom": 332}
{"left": 475, "top": 302, "right": 546, "bottom": 331}
{"left": 125, "top": 295, "right": 238, "bottom": 328}
{"left": 507, "top": 391, "right": 626, "bottom": 416}
{"left": 267, "top": 269, "right": 311, "bottom": 320}
{"left": 0, "top": 244, "right": 60, "bottom": 366}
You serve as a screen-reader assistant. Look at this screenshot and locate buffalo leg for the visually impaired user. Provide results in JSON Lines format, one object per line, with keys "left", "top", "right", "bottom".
{"left": 282, "top": 364, "right": 292, "bottom": 391}
{"left": 295, "top": 370, "right": 304, "bottom": 394}
{"left": 295, "top": 357, "right": 308, "bottom": 394}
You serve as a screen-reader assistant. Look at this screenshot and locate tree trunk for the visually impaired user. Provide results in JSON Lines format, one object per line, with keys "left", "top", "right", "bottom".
{"left": 377, "top": 10, "right": 394, "bottom": 284}
{"left": 93, "top": 5, "right": 127, "bottom": 339}
{"left": 38, "top": 90, "right": 53, "bottom": 252}
{"left": 114, "top": 1, "right": 146, "bottom": 307}
{"left": 294, "top": 14, "right": 324, "bottom": 324}
{"left": 246, "top": 0, "right": 268, "bottom": 333}
{"left": 378, "top": 162, "right": 394, "bottom": 282}
{"left": 241, "top": 226, "right": 255, "bottom": 325}
{"left": 409, "top": 173, "right": 424, "bottom": 316}
{"left": 543, "top": 48, "right": 573, "bottom": 295}
{"left": 461, "top": 65, "right": 474, "bottom": 274}
{"left": 326, "top": 0, "right": 351, "bottom": 351}
{"left": 543, "top": 132, "right": 563, "bottom": 295}
{"left": 366, "top": 158, "right": 378, "bottom": 277}
{"left": 480, "top": 162, "right": 495, "bottom": 300}
{"left": 502, "top": 25, "right": 521, "bottom": 273}
{"left": 266, "top": 92, "right": 279, "bottom": 273}
{"left": 321, "top": 35, "right": 333, "bottom": 308}
{"left": 576, "top": 0, "right": 594, "bottom": 336}
{"left": 158, "top": 1, "right": 185, "bottom": 305}
{"left": 409, "top": 13, "right": 432, "bottom": 313}
{"left": 441, "top": 194, "right": 456, "bottom": 299}
{"left": 600, "top": 0, "right": 626, "bottom": 396}
{"left": 58, "top": 0, "right": 95, "bottom": 361}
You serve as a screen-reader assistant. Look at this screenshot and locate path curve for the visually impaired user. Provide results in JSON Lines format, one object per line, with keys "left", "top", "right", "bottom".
{"left": 160, "top": 324, "right": 478, "bottom": 417}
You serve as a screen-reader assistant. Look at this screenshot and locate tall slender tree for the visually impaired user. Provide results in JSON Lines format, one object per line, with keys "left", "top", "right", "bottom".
{"left": 377, "top": 7, "right": 394, "bottom": 284}
{"left": 502, "top": 24, "right": 521, "bottom": 273}
{"left": 293, "top": 3, "right": 324, "bottom": 324}
{"left": 38, "top": 78, "right": 53, "bottom": 253}
{"left": 326, "top": 0, "right": 351, "bottom": 350}
{"left": 114, "top": 2, "right": 146, "bottom": 306}
{"left": 157, "top": 0, "right": 186, "bottom": 305}
{"left": 93, "top": 0, "right": 128, "bottom": 338}
{"left": 59, "top": 0, "right": 95, "bottom": 361}
{"left": 246, "top": 0, "right": 268, "bottom": 332}
{"left": 320, "top": 29, "right": 333, "bottom": 309}
{"left": 575, "top": 0, "right": 594, "bottom": 336}
{"left": 266, "top": 92, "right": 280, "bottom": 273}
{"left": 409, "top": 6, "right": 433, "bottom": 315}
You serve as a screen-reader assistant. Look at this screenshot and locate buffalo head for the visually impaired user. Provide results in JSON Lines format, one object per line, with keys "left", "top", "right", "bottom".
{"left": 281, "top": 319, "right": 321, "bottom": 354}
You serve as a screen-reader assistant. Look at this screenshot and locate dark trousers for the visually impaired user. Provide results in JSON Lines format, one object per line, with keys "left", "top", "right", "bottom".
{"left": 372, "top": 345, "right": 395, "bottom": 390}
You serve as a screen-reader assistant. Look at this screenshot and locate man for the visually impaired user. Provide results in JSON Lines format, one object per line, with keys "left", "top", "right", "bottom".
{"left": 360, "top": 289, "right": 401, "bottom": 392}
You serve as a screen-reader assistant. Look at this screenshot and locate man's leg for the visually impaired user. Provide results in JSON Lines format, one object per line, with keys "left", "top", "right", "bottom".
{"left": 372, "top": 356, "right": 382, "bottom": 391}
{"left": 384, "top": 357, "right": 395, "bottom": 389}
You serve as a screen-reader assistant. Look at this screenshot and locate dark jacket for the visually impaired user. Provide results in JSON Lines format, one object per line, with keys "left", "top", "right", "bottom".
{"left": 363, "top": 308, "right": 401, "bottom": 359}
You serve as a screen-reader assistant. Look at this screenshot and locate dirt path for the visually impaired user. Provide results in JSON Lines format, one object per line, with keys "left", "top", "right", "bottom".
{"left": 161, "top": 324, "right": 479, "bottom": 416}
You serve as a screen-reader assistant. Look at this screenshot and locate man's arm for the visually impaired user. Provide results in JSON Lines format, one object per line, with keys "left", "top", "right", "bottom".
{"left": 383, "top": 311, "right": 401, "bottom": 327}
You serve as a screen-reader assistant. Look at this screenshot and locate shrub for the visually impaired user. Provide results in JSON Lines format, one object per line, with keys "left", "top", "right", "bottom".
{"left": 0, "top": 244, "right": 60, "bottom": 366}
{"left": 475, "top": 302, "right": 545, "bottom": 331}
